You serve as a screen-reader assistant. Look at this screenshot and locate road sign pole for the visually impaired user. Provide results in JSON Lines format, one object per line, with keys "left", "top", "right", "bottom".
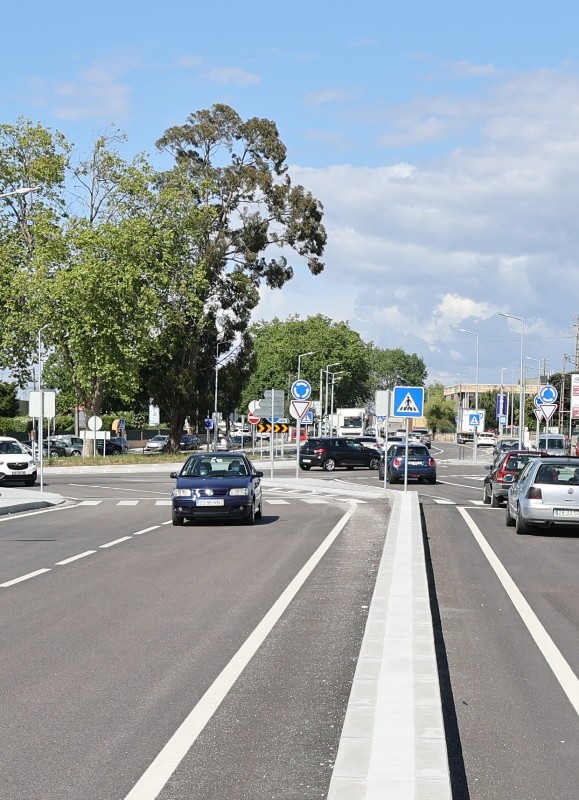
{"left": 404, "top": 418, "right": 409, "bottom": 493}
{"left": 270, "top": 391, "right": 274, "bottom": 478}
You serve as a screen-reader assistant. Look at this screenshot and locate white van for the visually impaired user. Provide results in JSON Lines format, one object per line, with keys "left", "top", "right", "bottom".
{"left": 537, "top": 434, "right": 568, "bottom": 456}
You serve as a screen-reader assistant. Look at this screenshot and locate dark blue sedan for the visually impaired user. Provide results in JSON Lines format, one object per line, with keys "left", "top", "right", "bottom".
{"left": 379, "top": 443, "right": 436, "bottom": 484}
{"left": 170, "top": 452, "right": 263, "bottom": 525}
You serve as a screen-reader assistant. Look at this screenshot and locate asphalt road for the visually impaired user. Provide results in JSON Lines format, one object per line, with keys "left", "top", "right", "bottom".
{"left": 1, "top": 444, "right": 577, "bottom": 798}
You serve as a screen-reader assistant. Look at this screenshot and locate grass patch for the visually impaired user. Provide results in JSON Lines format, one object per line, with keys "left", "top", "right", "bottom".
{"left": 46, "top": 451, "right": 189, "bottom": 467}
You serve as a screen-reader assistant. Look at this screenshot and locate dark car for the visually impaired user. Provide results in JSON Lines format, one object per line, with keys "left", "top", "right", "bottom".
{"left": 492, "top": 437, "right": 521, "bottom": 459}
{"left": 95, "top": 439, "right": 123, "bottom": 456}
{"left": 483, "top": 450, "right": 544, "bottom": 507}
{"left": 170, "top": 452, "right": 263, "bottom": 525}
{"left": 299, "top": 437, "right": 381, "bottom": 472}
{"left": 179, "top": 434, "right": 200, "bottom": 451}
{"left": 110, "top": 436, "right": 129, "bottom": 453}
{"left": 379, "top": 443, "right": 436, "bottom": 484}
{"left": 42, "top": 438, "right": 68, "bottom": 457}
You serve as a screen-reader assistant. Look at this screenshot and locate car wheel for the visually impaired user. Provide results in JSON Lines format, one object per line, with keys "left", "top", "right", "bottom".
{"left": 505, "top": 502, "right": 515, "bottom": 527}
{"left": 515, "top": 506, "right": 532, "bottom": 535}
{"left": 388, "top": 470, "right": 398, "bottom": 484}
{"left": 378, "top": 468, "right": 384, "bottom": 481}
{"left": 172, "top": 510, "right": 184, "bottom": 526}
{"left": 483, "top": 485, "right": 491, "bottom": 504}
{"left": 369, "top": 457, "right": 380, "bottom": 470}
{"left": 322, "top": 458, "right": 336, "bottom": 472}
{"left": 24, "top": 477, "right": 35, "bottom": 486}
{"left": 255, "top": 498, "right": 262, "bottom": 520}
{"left": 50, "top": 449, "right": 60, "bottom": 457}
{"left": 244, "top": 501, "right": 255, "bottom": 525}
{"left": 490, "top": 491, "right": 501, "bottom": 508}
{"left": 71, "top": 449, "right": 82, "bottom": 457}
{"left": 428, "top": 474, "right": 436, "bottom": 484}
{"left": 300, "top": 463, "right": 312, "bottom": 471}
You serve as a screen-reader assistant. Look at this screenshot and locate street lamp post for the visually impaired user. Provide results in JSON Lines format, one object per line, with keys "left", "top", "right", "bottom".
{"left": 500, "top": 313, "right": 525, "bottom": 448}
{"left": 295, "top": 351, "right": 315, "bottom": 478}
{"left": 0, "top": 186, "right": 40, "bottom": 199}
{"left": 322, "top": 361, "right": 341, "bottom": 435}
{"left": 329, "top": 371, "right": 345, "bottom": 435}
{"left": 459, "top": 329, "right": 480, "bottom": 462}
{"left": 500, "top": 366, "right": 515, "bottom": 438}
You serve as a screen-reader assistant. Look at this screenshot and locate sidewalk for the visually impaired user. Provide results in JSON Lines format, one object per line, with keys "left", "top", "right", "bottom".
{"left": 0, "top": 463, "right": 451, "bottom": 798}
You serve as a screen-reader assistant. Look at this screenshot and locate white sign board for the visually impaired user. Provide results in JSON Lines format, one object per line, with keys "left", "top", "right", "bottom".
{"left": 28, "top": 390, "right": 56, "bottom": 419}
{"left": 571, "top": 374, "right": 579, "bottom": 420}
{"left": 149, "top": 404, "right": 160, "bottom": 426}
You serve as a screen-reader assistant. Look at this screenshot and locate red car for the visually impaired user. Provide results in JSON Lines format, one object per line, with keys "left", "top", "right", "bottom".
{"left": 483, "top": 450, "right": 544, "bottom": 507}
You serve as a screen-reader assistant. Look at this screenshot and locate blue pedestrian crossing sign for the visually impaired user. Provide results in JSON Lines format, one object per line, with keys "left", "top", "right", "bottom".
{"left": 469, "top": 412, "right": 482, "bottom": 428}
{"left": 392, "top": 386, "right": 424, "bottom": 418}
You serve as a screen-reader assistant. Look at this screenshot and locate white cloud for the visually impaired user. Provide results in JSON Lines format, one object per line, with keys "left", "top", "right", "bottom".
{"left": 304, "top": 87, "right": 359, "bottom": 105}
{"left": 202, "top": 66, "right": 261, "bottom": 86}
{"left": 52, "top": 61, "right": 133, "bottom": 122}
{"left": 253, "top": 67, "right": 579, "bottom": 382}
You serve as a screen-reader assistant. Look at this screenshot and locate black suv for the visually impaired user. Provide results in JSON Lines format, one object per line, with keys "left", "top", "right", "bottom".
{"left": 299, "top": 437, "right": 381, "bottom": 472}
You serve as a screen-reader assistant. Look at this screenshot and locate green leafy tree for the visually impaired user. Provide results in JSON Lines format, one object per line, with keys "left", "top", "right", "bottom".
{"left": 425, "top": 382, "right": 456, "bottom": 434}
{"left": 369, "top": 347, "right": 427, "bottom": 392}
{"left": 0, "top": 381, "right": 19, "bottom": 416}
{"left": 142, "top": 104, "right": 327, "bottom": 447}
{"left": 239, "top": 315, "right": 372, "bottom": 412}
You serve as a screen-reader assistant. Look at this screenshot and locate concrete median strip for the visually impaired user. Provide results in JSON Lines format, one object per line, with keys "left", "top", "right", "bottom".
{"left": 327, "top": 491, "right": 451, "bottom": 799}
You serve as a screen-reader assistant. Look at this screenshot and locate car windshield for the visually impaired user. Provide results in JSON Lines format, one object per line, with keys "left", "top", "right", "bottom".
{"left": 181, "top": 456, "right": 248, "bottom": 477}
{"left": 151, "top": 435, "right": 166, "bottom": 442}
{"left": 538, "top": 438, "right": 564, "bottom": 450}
{"left": 0, "top": 441, "right": 26, "bottom": 454}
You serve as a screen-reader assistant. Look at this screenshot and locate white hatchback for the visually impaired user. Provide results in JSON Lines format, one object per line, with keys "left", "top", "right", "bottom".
{"left": 0, "top": 437, "right": 37, "bottom": 485}
{"left": 477, "top": 433, "right": 497, "bottom": 447}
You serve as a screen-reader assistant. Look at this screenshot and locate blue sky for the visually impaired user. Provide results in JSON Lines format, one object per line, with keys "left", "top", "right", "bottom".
{"left": 3, "top": 1, "right": 579, "bottom": 388}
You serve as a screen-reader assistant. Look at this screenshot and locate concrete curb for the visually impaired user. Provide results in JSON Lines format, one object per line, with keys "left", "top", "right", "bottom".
{"left": 0, "top": 490, "right": 65, "bottom": 516}
{"left": 327, "top": 491, "right": 451, "bottom": 799}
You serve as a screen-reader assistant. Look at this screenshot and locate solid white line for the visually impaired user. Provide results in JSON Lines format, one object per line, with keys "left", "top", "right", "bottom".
{"left": 0, "top": 568, "right": 51, "bottom": 587}
{"left": 56, "top": 550, "right": 96, "bottom": 565}
{"left": 438, "top": 479, "right": 482, "bottom": 491}
{"left": 457, "top": 507, "right": 579, "bottom": 714}
{"left": 133, "top": 526, "right": 161, "bottom": 536}
{"left": 100, "top": 536, "right": 132, "bottom": 548}
{"left": 123, "top": 503, "right": 357, "bottom": 800}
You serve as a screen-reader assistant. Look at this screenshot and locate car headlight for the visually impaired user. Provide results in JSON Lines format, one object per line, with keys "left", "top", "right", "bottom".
{"left": 229, "top": 487, "right": 249, "bottom": 496}
{"left": 172, "top": 488, "right": 192, "bottom": 497}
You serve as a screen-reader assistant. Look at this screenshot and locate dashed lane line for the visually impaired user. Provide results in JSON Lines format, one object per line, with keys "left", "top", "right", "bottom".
{"left": 55, "top": 550, "right": 96, "bottom": 565}
{"left": 0, "top": 568, "right": 52, "bottom": 588}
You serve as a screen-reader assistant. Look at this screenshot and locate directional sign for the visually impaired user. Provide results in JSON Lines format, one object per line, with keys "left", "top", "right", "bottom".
{"left": 257, "top": 422, "right": 289, "bottom": 434}
{"left": 291, "top": 379, "right": 312, "bottom": 401}
{"left": 539, "top": 384, "right": 558, "bottom": 403}
{"left": 289, "top": 399, "right": 311, "bottom": 419}
{"left": 392, "top": 386, "right": 424, "bottom": 418}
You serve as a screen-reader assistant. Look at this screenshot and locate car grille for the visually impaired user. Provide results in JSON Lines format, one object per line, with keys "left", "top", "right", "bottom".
{"left": 8, "top": 462, "right": 30, "bottom": 470}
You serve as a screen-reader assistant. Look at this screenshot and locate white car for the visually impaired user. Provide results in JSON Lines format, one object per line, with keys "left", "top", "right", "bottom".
{"left": 144, "top": 434, "right": 169, "bottom": 453}
{"left": 477, "top": 433, "right": 497, "bottom": 447}
{"left": 0, "top": 437, "right": 37, "bottom": 485}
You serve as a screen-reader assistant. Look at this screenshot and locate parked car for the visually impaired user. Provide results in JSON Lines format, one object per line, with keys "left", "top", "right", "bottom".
{"left": 0, "top": 437, "right": 37, "bottom": 485}
{"left": 170, "top": 452, "right": 263, "bottom": 525}
{"left": 379, "top": 443, "right": 436, "bottom": 484}
{"left": 229, "top": 433, "right": 251, "bottom": 448}
{"left": 299, "top": 437, "right": 380, "bottom": 472}
{"left": 110, "top": 436, "right": 129, "bottom": 453}
{"left": 144, "top": 434, "right": 170, "bottom": 454}
{"left": 96, "top": 439, "right": 123, "bottom": 456}
{"left": 179, "top": 434, "right": 200, "bottom": 451}
{"left": 483, "top": 450, "right": 544, "bottom": 507}
{"left": 49, "top": 435, "right": 84, "bottom": 456}
{"left": 505, "top": 456, "right": 579, "bottom": 534}
{"left": 25, "top": 439, "right": 67, "bottom": 458}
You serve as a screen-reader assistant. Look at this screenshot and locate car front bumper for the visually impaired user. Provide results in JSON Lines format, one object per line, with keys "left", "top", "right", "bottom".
{"left": 172, "top": 497, "right": 254, "bottom": 520}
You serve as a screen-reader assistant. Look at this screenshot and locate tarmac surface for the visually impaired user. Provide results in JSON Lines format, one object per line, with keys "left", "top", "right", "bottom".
{"left": 0, "top": 461, "right": 451, "bottom": 799}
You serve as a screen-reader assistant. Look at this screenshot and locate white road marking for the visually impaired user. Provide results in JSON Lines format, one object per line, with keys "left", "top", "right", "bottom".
{"left": 117, "top": 500, "right": 139, "bottom": 506}
{"left": 264, "top": 499, "right": 290, "bottom": 505}
{"left": 432, "top": 498, "right": 455, "bottom": 505}
{"left": 133, "top": 526, "right": 161, "bottom": 536}
{"left": 123, "top": 503, "right": 358, "bottom": 800}
{"left": 458, "top": 507, "right": 579, "bottom": 715}
{"left": 300, "top": 498, "right": 329, "bottom": 504}
{"left": 56, "top": 551, "right": 96, "bottom": 565}
{"left": 99, "top": 536, "right": 132, "bottom": 548}
{"left": 437, "top": 479, "right": 483, "bottom": 491}
{"left": 155, "top": 500, "right": 172, "bottom": 506}
{"left": 0, "top": 568, "right": 51, "bottom": 587}
{"left": 77, "top": 500, "right": 102, "bottom": 506}
{"left": 470, "top": 500, "right": 487, "bottom": 506}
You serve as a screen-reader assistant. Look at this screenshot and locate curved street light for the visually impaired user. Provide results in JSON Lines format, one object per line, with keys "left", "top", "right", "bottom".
{"left": 499, "top": 313, "right": 525, "bottom": 448}
{"left": 0, "top": 186, "right": 40, "bottom": 199}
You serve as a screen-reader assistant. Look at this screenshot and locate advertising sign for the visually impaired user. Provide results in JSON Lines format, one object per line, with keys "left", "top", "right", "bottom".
{"left": 571, "top": 374, "right": 579, "bottom": 420}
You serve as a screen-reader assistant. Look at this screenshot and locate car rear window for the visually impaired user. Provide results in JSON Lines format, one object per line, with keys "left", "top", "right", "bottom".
{"left": 538, "top": 438, "right": 565, "bottom": 450}
{"left": 394, "top": 446, "right": 428, "bottom": 457}
{"left": 505, "top": 454, "right": 533, "bottom": 471}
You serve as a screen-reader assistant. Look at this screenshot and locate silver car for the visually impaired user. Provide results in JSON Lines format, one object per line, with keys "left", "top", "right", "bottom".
{"left": 505, "top": 456, "right": 579, "bottom": 534}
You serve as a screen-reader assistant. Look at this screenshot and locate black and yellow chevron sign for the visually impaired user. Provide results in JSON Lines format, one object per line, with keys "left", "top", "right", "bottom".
{"left": 257, "top": 422, "right": 289, "bottom": 434}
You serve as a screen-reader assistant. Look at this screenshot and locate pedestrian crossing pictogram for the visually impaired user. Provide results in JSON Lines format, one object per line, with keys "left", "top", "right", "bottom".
{"left": 396, "top": 393, "right": 420, "bottom": 414}
{"left": 392, "top": 386, "right": 424, "bottom": 417}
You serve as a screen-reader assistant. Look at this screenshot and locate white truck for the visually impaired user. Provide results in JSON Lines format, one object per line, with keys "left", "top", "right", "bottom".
{"left": 335, "top": 408, "right": 367, "bottom": 437}
{"left": 456, "top": 408, "right": 486, "bottom": 444}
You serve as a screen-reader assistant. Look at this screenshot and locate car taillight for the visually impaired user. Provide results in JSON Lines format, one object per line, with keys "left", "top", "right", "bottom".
{"left": 497, "top": 469, "right": 513, "bottom": 481}
{"left": 393, "top": 457, "right": 402, "bottom": 468}
{"left": 526, "top": 486, "right": 542, "bottom": 500}
{"left": 314, "top": 448, "right": 327, "bottom": 455}
{"left": 428, "top": 458, "right": 436, "bottom": 467}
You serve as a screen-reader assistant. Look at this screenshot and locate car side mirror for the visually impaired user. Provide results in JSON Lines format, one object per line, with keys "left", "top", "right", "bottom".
{"left": 170, "top": 471, "right": 178, "bottom": 479}
{"left": 254, "top": 470, "right": 264, "bottom": 478}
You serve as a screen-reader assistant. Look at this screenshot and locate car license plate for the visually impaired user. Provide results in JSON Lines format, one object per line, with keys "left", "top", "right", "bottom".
{"left": 553, "top": 508, "right": 579, "bottom": 517}
{"left": 302, "top": 458, "right": 311, "bottom": 462}
{"left": 409, "top": 461, "right": 423, "bottom": 466}
{"left": 196, "top": 499, "right": 224, "bottom": 507}
{"left": 11, "top": 470, "right": 28, "bottom": 475}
